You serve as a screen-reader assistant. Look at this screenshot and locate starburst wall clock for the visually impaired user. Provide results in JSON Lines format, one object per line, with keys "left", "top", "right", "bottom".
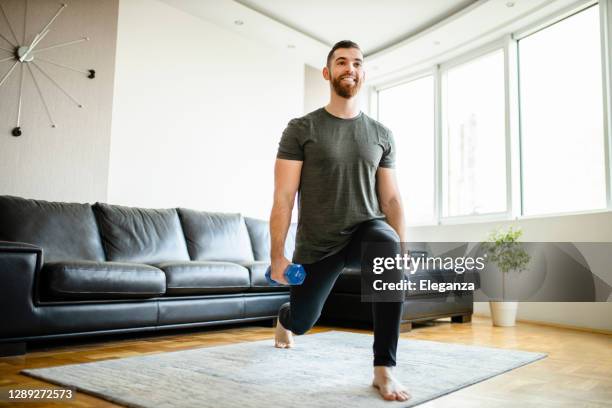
{"left": 0, "top": 1, "right": 94, "bottom": 137}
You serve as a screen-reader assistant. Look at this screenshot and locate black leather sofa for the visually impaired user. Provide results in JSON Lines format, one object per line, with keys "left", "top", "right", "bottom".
{"left": 0, "top": 195, "right": 472, "bottom": 357}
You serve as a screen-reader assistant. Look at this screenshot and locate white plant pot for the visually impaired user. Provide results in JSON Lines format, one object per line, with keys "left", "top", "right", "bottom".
{"left": 489, "top": 301, "right": 518, "bottom": 327}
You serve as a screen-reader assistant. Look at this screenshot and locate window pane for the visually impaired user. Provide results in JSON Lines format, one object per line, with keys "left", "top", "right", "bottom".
{"left": 519, "top": 5, "right": 605, "bottom": 215}
{"left": 378, "top": 76, "right": 435, "bottom": 224}
{"left": 442, "top": 49, "right": 507, "bottom": 217}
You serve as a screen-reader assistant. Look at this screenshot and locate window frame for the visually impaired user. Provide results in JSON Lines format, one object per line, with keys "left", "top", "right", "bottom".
{"left": 516, "top": 0, "right": 608, "bottom": 217}
{"left": 372, "top": 0, "right": 612, "bottom": 226}
{"left": 438, "top": 41, "right": 510, "bottom": 223}
{"left": 374, "top": 68, "right": 437, "bottom": 226}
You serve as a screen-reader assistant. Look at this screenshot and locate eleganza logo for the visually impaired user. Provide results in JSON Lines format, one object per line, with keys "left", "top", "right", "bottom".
{"left": 371, "top": 278, "right": 476, "bottom": 293}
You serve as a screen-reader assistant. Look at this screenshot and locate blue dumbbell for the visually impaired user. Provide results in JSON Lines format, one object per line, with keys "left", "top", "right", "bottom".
{"left": 265, "top": 264, "right": 306, "bottom": 285}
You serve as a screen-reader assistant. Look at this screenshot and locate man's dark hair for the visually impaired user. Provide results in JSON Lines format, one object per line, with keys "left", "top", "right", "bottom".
{"left": 326, "top": 40, "right": 362, "bottom": 67}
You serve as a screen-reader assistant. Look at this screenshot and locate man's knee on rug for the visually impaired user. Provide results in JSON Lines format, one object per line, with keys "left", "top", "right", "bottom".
{"left": 288, "top": 314, "right": 319, "bottom": 335}
{"left": 278, "top": 303, "right": 318, "bottom": 335}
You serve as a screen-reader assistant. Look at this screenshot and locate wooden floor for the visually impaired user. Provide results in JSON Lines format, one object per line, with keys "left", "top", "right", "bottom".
{"left": 0, "top": 316, "right": 610, "bottom": 407}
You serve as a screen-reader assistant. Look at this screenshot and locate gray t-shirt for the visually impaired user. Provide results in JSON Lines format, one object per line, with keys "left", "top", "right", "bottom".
{"left": 277, "top": 107, "right": 396, "bottom": 264}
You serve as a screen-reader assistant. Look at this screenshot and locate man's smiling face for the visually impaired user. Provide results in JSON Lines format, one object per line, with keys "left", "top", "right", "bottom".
{"left": 325, "top": 47, "right": 365, "bottom": 99}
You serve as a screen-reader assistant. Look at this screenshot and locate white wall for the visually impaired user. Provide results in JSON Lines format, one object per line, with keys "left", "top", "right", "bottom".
{"left": 407, "top": 212, "right": 612, "bottom": 331}
{"left": 304, "top": 64, "right": 328, "bottom": 114}
{"left": 108, "top": 0, "right": 304, "bottom": 219}
{"left": 0, "top": 0, "right": 118, "bottom": 203}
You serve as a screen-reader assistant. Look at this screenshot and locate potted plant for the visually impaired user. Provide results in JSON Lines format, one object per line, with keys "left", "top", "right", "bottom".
{"left": 483, "top": 227, "right": 530, "bottom": 327}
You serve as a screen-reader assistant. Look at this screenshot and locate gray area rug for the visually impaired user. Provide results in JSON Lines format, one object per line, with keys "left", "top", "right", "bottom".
{"left": 22, "top": 331, "right": 546, "bottom": 407}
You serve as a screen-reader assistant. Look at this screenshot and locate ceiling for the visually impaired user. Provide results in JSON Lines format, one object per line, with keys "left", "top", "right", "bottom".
{"left": 234, "top": 0, "right": 477, "bottom": 56}
{"left": 159, "top": 0, "right": 480, "bottom": 69}
{"left": 160, "top": 0, "right": 587, "bottom": 82}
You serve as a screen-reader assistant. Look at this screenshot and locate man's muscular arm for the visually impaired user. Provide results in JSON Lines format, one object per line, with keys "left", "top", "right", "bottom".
{"left": 376, "top": 167, "right": 407, "bottom": 242}
{"left": 269, "top": 159, "right": 302, "bottom": 284}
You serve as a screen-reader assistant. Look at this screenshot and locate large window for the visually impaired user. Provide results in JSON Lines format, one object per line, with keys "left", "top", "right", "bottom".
{"left": 375, "top": 2, "right": 611, "bottom": 224}
{"left": 518, "top": 4, "right": 606, "bottom": 215}
{"left": 378, "top": 75, "right": 435, "bottom": 224}
{"left": 441, "top": 49, "right": 507, "bottom": 217}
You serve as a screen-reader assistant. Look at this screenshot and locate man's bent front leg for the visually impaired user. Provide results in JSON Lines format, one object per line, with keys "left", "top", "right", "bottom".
{"left": 372, "top": 301, "right": 403, "bottom": 366}
{"left": 352, "top": 220, "right": 410, "bottom": 401}
{"left": 370, "top": 257, "right": 409, "bottom": 400}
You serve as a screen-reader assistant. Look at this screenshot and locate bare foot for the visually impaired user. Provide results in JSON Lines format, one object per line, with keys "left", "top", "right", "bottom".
{"left": 274, "top": 318, "right": 294, "bottom": 348}
{"left": 372, "top": 366, "right": 410, "bottom": 401}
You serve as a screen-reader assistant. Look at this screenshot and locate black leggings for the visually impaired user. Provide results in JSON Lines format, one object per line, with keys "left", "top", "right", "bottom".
{"left": 278, "top": 219, "right": 404, "bottom": 367}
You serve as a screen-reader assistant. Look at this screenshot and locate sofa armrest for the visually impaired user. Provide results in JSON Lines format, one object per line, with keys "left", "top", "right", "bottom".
{"left": 0, "top": 240, "right": 42, "bottom": 251}
{"left": 0, "top": 241, "right": 43, "bottom": 339}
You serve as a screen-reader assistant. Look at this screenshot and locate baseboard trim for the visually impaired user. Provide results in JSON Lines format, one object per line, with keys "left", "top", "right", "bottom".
{"left": 472, "top": 313, "right": 612, "bottom": 335}
{"left": 0, "top": 342, "right": 26, "bottom": 357}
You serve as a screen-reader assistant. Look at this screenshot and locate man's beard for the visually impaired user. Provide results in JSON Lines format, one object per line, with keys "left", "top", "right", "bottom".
{"left": 331, "top": 74, "right": 361, "bottom": 99}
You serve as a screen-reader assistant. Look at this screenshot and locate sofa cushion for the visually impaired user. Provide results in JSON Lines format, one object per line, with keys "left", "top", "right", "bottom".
{"left": 41, "top": 261, "right": 166, "bottom": 300}
{"left": 244, "top": 218, "right": 297, "bottom": 262}
{"left": 93, "top": 203, "right": 190, "bottom": 263}
{"left": 178, "top": 209, "right": 254, "bottom": 262}
{"left": 240, "top": 261, "right": 289, "bottom": 292}
{"left": 0, "top": 195, "right": 105, "bottom": 263}
{"left": 156, "top": 261, "right": 250, "bottom": 295}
